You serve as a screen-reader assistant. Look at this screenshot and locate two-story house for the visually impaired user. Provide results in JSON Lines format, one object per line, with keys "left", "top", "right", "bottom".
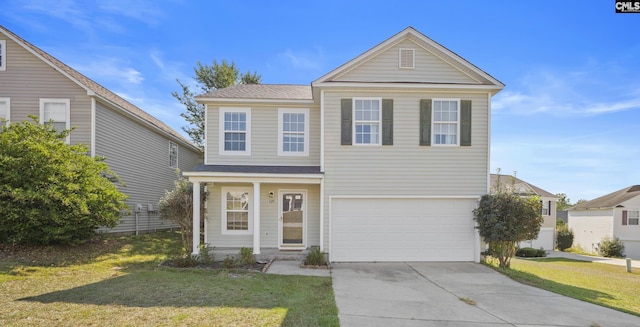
{"left": 0, "top": 25, "right": 201, "bottom": 235}
{"left": 184, "top": 27, "right": 504, "bottom": 262}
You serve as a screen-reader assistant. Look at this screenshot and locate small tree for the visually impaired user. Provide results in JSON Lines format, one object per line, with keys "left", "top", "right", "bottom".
{"left": 556, "top": 225, "right": 574, "bottom": 251}
{"left": 0, "top": 117, "right": 128, "bottom": 245}
{"left": 158, "top": 172, "right": 206, "bottom": 253}
{"left": 474, "top": 192, "right": 543, "bottom": 268}
{"left": 597, "top": 236, "right": 625, "bottom": 258}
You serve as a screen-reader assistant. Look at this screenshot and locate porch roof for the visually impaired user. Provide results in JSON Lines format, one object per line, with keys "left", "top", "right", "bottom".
{"left": 183, "top": 165, "right": 323, "bottom": 183}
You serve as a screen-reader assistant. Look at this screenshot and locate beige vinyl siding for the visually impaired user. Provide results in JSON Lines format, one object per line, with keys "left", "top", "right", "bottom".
{"left": 205, "top": 104, "right": 321, "bottom": 166}
{"left": 95, "top": 101, "right": 200, "bottom": 233}
{"left": 205, "top": 183, "right": 321, "bottom": 249}
{"left": 335, "top": 39, "right": 478, "bottom": 84}
{"left": 0, "top": 34, "right": 91, "bottom": 146}
{"left": 324, "top": 90, "right": 489, "bottom": 195}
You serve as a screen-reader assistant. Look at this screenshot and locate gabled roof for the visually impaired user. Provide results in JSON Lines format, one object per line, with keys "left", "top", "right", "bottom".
{"left": 570, "top": 185, "right": 640, "bottom": 210}
{"left": 312, "top": 26, "right": 504, "bottom": 91}
{"left": 0, "top": 25, "right": 199, "bottom": 152}
{"left": 196, "top": 84, "right": 313, "bottom": 102}
{"left": 490, "top": 174, "right": 557, "bottom": 198}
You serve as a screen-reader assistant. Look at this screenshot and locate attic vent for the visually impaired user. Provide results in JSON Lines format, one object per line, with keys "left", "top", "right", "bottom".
{"left": 628, "top": 185, "right": 640, "bottom": 193}
{"left": 399, "top": 48, "right": 415, "bottom": 69}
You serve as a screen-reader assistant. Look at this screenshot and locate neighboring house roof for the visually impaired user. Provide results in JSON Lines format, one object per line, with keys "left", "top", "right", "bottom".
{"left": 490, "top": 174, "right": 557, "bottom": 198}
{"left": 191, "top": 165, "right": 322, "bottom": 175}
{"left": 570, "top": 185, "right": 640, "bottom": 210}
{"left": 0, "top": 25, "right": 199, "bottom": 152}
{"left": 312, "top": 26, "right": 504, "bottom": 91}
{"left": 196, "top": 84, "right": 313, "bottom": 101}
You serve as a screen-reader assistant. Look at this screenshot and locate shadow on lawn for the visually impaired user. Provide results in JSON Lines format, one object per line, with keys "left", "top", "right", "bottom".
{"left": 18, "top": 268, "right": 337, "bottom": 326}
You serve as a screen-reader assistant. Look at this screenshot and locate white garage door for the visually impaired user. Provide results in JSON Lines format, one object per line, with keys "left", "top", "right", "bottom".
{"left": 330, "top": 198, "right": 477, "bottom": 262}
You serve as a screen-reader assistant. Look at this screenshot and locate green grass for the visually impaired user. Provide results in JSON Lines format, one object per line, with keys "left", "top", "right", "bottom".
{"left": 0, "top": 231, "right": 338, "bottom": 326}
{"left": 485, "top": 257, "right": 640, "bottom": 316}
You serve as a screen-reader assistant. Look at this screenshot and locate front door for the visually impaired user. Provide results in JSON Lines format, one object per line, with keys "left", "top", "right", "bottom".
{"left": 279, "top": 191, "right": 305, "bottom": 248}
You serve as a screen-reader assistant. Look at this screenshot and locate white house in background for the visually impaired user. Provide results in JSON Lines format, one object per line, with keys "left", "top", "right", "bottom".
{"left": 184, "top": 27, "right": 504, "bottom": 262}
{"left": 490, "top": 174, "right": 558, "bottom": 250}
{"left": 569, "top": 185, "right": 640, "bottom": 259}
{"left": 0, "top": 25, "right": 201, "bottom": 234}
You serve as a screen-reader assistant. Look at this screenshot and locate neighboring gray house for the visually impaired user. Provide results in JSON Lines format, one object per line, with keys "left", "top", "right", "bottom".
{"left": 569, "top": 185, "right": 640, "bottom": 259}
{"left": 0, "top": 25, "right": 201, "bottom": 234}
{"left": 490, "top": 174, "right": 558, "bottom": 250}
{"left": 184, "top": 27, "right": 504, "bottom": 262}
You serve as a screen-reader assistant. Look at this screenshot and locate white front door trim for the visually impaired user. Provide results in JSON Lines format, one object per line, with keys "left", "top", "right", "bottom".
{"left": 279, "top": 189, "right": 307, "bottom": 249}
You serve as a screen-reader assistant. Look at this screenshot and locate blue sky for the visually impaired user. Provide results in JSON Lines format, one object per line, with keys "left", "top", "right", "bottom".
{"left": 2, "top": 0, "right": 639, "bottom": 203}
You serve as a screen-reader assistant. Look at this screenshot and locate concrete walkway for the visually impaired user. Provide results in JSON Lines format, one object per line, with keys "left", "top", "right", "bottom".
{"left": 332, "top": 262, "right": 640, "bottom": 327}
{"left": 264, "top": 259, "right": 331, "bottom": 277}
{"left": 547, "top": 251, "right": 640, "bottom": 268}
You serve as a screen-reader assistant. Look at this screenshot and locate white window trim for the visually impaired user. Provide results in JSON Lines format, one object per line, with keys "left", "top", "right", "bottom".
{"left": 39, "top": 98, "right": 71, "bottom": 143}
{"left": 219, "top": 107, "right": 251, "bottom": 155}
{"left": 169, "top": 141, "right": 178, "bottom": 169}
{"left": 399, "top": 48, "right": 415, "bottom": 69}
{"left": 278, "top": 108, "right": 309, "bottom": 156}
{"left": 353, "top": 97, "right": 382, "bottom": 146}
{"left": 629, "top": 210, "right": 639, "bottom": 225}
{"left": 0, "top": 97, "right": 9, "bottom": 126}
{"left": 432, "top": 98, "right": 460, "bottom": 147}
{"left": 221, "top": 186, "right": 253, "bottom": 235}
{"left": 0, "top": 40, "right": 6, "bottom": 71}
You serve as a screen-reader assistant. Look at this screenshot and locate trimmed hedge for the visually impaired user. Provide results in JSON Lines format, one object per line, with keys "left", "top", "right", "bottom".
{"left": 516, "top": 247, "right": 547, "bottom": 257}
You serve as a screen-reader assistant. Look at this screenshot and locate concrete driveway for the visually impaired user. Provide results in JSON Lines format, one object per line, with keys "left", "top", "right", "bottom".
{"left": 331, "top": 262, "right": 640, "bottom": 327}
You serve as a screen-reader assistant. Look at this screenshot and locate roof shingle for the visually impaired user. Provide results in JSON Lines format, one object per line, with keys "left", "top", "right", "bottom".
{"left": 196, "top": 84, "right": 312, "bottom": 100}
{"left": 570, "top": 185, "right": 640, "bottom": 210}
{"left": 490, "top": 174, "right": 556, "bottom": 198}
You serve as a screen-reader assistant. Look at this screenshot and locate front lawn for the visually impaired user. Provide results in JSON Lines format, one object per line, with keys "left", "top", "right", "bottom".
{"left": 0, "top": 232, "right": 339, "bottom": 326}
{"left": 485, "top": 257, "right": 640, "bottom": 316}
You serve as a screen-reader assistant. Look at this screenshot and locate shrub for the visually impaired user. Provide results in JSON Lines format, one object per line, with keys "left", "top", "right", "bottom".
{"left": 0, "top": 117, "right": 128, "bottom": 245}
{"left": 222, "top": 256, "right": 237, "bottom": 269}
{"left": 239, "top": 247, "right": 255, "bottom": 265}
{"left": 597, "top": 236, "right": 625, "bottom": 258}
{"left": 515, "top": 247, "right": 546, "bottom": 257}
{"left": 305, "top": 246, "right": 326, "bottom": 266}
{"left": 556, "top": 225, "right": 574, "bottom": 251}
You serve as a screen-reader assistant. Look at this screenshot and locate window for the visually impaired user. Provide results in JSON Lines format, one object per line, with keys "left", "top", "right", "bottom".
{"left": 629, "top": 211, "right": 639, "bottom": 225}
{"left": 40, "top": 98, "right": 70, "bottom": 141}
{"left": 353, "top": 98, "right": 381, "bottom": 145}
{"left": 433, "top": 99, "right": 459, "bottom": 145}
{"left": 169, "top": 141, "right": 178, "bottom": 168}
{"left": 399, "top": 48, "right": 415, "bottom": 69}
{"left": 278, "top": 108, "right": 309, "bottom": 156}
{"left": 0, "top": 40, "right": 5, "bottom": 71}
{"left": 541, "top": 201, "right": 550, "bottom": 216}
{"left": 219, "top": 108, "right": 251, "bottom": 155}
{"left": 0, "top": 98, "right": 9, "bottom": 128}
{"left": 222, "top": 187, "right": 252, "bottom": 234}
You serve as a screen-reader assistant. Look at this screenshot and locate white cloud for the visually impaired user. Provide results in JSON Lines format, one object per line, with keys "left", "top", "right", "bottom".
{"left": 280, "top": 48, "right": 324, "bottom": 71}
{"left": 493, "top": 63, "right": 640, "bottom": 117}
{"left": 74, "top": 58, "right": 144, "bottom": 84}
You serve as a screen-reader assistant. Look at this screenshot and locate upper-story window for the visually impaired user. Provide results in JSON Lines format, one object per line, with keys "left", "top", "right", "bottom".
{"left": 219, "top": 107, "right": 251, "bottom": 155}
{"left": 40, "top": 98, "right": 70, "bottom": 142}
{"left": 169, "top": 141, "right": 178, "bottom": 168}
{"left": 432, "top": 99, "right": 459, "bottom": 146}
{"left": 354, "top": 98, "right": 381, "bottom": 145}
{"left": 0, "top": 40, "right": 6, "bottom": 71}
{"left": 628, "top": 210, "right": 639, "bottom": 225}
{"left": 541, "top": 200, "right": 550, "bottom": 216}
{"left": 0, "top": 98, "right": 9, "bottom": 128}
{"left": 278, "top": 108, "right": 309, "bottom": 156}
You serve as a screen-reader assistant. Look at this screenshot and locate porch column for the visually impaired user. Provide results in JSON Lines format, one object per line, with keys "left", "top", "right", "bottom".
{"left": 253, "top": 182, "right": 261, "bottom": 254}
{"left": 192, "top": 181, "right": 201, "bottom": 256}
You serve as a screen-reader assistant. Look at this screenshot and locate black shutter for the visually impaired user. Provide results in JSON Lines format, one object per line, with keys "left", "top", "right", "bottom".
{"left": 419, "top": 99, "right": 431, "bottom": 146}
{"left": 622, "top": 210, "right": 628, "bottom": 225}
{"left": 341, "top": 99, "right": 352, "bottom": 145}
{"left": 382, "top": 99, "right": 393, "bottom": 145}
{"left": 460, "top": 100, "right": 472, "bottom": 146}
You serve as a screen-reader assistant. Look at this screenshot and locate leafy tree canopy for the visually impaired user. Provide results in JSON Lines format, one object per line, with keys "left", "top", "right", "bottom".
{"left": 475, "top": 181, "right": 543, "bottom": 268}
{"left": 0, "top": 117, "right": 129, "bottom": 245}
{"left": 172, "top": 59, "right": 261, "bottom": 147}
{"left": 555, "top": 193, "right": 572, "bottom": 211}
